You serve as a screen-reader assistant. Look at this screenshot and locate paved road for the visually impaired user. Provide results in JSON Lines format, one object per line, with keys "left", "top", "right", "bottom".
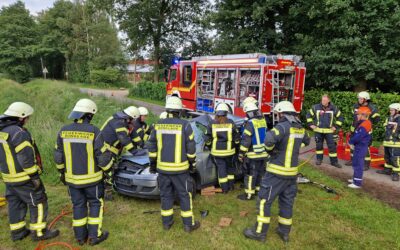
{"left": 79, "top": 87, "right": 165, "bottom": 115}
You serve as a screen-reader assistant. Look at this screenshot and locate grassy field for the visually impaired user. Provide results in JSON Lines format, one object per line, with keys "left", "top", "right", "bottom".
{"left": 0, "top": 79, "right": 399, "bottom": 249}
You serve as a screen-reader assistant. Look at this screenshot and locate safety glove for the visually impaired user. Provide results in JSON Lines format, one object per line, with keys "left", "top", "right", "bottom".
{"left": 149, "top": 161, "right": 157, "bottom": 174}
{"left": 189, "top": 161, "right": 197, "bottom": 174}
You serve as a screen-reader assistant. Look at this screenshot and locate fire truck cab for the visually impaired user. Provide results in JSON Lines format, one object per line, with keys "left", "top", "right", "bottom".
{"left": 166, "top": 53, "right": 306, "bottom": 124}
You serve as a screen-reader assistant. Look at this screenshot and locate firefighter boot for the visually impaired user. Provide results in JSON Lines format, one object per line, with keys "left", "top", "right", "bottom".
{"left": 276, "top": 228, "right": 289, "bottom": 243}
{"left": 344, "top": 160, "right": 352, "bottom": 166}
{"left": 88, "top": 231, "right": 109, "bottom": 246}
{"left": 331, "top": 162, "right": 342, "bottom": 168}
{"left": 376, "top": 168, "right": 392, "bottom": 175}
{"left": 392, "top": 173, "right": 399, "bottom": 182}
{"left": 12, "top": 229, "right": 30, "bottom": 242}
{"left": 243, "top": 228, "right": 266, "bottom": 242}
{"left": 184, "top": 221, "right": 200, "bottom": 233}
{"left": 237, "top": 193, "right": 254, "bottom": 201}
{"left": 315, "top": 159, "right": 322, "bottom": 165}
{"left": 163, "top": 221, "right": 174, "bottom": 231}
{"left": 363, "top": 161, "right": 370, "bottom": 171}
{"left": 32, "top": 229, "right": 60, "bottom": 241}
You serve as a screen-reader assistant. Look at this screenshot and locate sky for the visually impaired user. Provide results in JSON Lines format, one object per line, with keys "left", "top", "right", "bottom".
{"left": 0, "top": 0, "right": 56, "bottom": 15}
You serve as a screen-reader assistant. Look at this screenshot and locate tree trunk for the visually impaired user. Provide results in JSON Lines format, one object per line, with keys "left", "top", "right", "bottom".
{"left": 153, "top": 39, "right": 160, "bottom": 83}
{"left": 354, "top": 79, "right": 367, "bottom": 92}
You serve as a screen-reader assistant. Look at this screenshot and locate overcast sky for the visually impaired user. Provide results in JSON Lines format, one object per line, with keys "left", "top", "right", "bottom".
{"left": 0, "top": 0, "right": 56, "bottom": 15}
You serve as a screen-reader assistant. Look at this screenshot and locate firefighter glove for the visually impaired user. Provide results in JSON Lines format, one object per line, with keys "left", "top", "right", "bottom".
{"left": 238, "top": 153, "right": 245, "bottom": 163}
{"left": 149, "top": 161, "right": 157, "bottom": 174}
{"left": 31, "top": 178, "right": 42, "bottom": 191}
{"left": 59, "top": 172, "right": 66, "bottom": 185}
{"left": 189, "top": 161, "right": 197, "bottom": 173}
{"left": 104, "top": 171, "right": 113, "bottom": 185}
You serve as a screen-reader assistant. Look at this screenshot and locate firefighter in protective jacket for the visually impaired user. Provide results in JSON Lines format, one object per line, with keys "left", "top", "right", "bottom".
{"left": 345, "top": 91, "right": 380, "bottom": 170}
{"left": 131, "top": 107, "right": 152, "bottom": 148}
{"left": 0, "top": 102, "right": 59, "bottom": 242}
{"left": 100, "top": 106, "right": 141, "bottom": 200}
{"left": 54, "top": 99, "right": 113, "bottom": 245}
{"left": 377, "top": 103, "right": 400, "bottom": 181}
{"left": 204, "top": 103, "right": 240, "bottom": 193}
{"left": 147, "top": 96, "right": 200, "bottom": 232}
{"left": 237, "top": 101, "right": 268, "bottom": 200}
{"left": 244, "top": 101, "right": 310, "bottom": 243}
{"left": 306, "top": 95, "right": 343, "bottom": 168}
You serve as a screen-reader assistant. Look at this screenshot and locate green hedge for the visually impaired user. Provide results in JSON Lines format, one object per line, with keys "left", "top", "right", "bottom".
{"left": 130, "top": 81, "right": 166, "bottom": 102}
{"left": 90, "top": 67, "right": 130, "bottom": 88}
{"left": 302, "top": 89, "right": 399, "bottom": 141}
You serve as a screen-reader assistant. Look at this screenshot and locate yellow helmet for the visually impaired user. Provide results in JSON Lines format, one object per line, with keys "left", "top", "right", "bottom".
{"left": 274, "top": 101, "right": 296, "bottom": 113}
{"left": 215, "top": 103, "right": 230, "bottom": 116}
{"left": 165, "top": 96, "right": 182, "bottom": 110}
{"left": 138, "top": 107, "right": 149, "bottom": 116}
{"left": 243, "top": 96, "right": 258, "bottom": 106}
{"left": 159, "top": 112, "right": 168, "bottom": 119}
{"left": 4, "top": 102, "right": 34, "bottom": 118}
{"left": 389, "top": 103, "right": 400, "bottom": 111}
{"left": 243, "top": 102, "right": 258, "bottom": 113}
{"left": 69, "top": 99, "right": 97, "bottom": 119}
{"left": 357, "top": 91, "right": 370, "bottom": 100}
{"left": 123, "top": 106, "right": 140, "bottom": 119}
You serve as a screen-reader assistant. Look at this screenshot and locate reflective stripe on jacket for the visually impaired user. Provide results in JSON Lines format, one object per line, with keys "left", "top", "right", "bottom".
{"left": 0, "top": 122, "right": 40, "bottom": 185}
{"left": 147, "top": 117, "right": 196, "bottom": 174}
{"left": 54, "top": 120, "right": 113, "bottom": 188}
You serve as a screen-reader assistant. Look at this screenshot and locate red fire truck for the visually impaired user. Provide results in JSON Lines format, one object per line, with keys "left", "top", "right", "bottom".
{"left": 166, "top": 53, "right": 306, "bottom": 123}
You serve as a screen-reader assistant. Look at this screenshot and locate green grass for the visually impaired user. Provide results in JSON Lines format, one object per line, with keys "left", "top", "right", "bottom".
{"left": 128, "top": 96, "right": 165, "bottom": 106}
{"left": 1, "top": 164, "right": 399, "bottom": 249}
{"left": 0, "top": 79, "right": 399, "bottom": 249}
{"left": 69, "top": 81, "right": 130, "bottom": 90}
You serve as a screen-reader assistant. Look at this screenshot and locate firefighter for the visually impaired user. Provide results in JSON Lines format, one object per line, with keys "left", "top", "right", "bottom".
{"left": 131, "top": 107, "right": 151, "bottom": 148}
{"left": 306, "top": 95, "right": 344, "bottom": 168}
{"left": 147, "top": 96, "right": 200, "bottom": 232}
{"left": 204, "top": 103, "right": 240, "bottom": 193}
{"left": 347, "top": 107, "right": 372, "bottom": 188}
{"left": 0, "top": 102, "right": 59, "bottom": 241}
{"left": 100, "top": 106, "right": 141, "bottom": 200}
{"left": 54, "top": 99, "right": 113, "bottom": 245}
{"left": 345, "top": 91, "right": 380, "bottom": 170}
{"left": 237, "top": 101, "right": 268, "bottom": 200}
{"left": 243, "top": 101, "right": 310, "bottom": 243}
{"left": 378, "top": 103, "right": 400, "bottom": 181}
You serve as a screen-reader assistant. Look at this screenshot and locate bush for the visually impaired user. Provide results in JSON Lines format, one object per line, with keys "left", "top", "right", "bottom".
{"left": 129, "top": 81, "right": 166, "bottom": 102}
{"left": 302, "top": 89, "right": 399, "bottom": 141}
{"left": 90, "top": 67, "right": 128, "bottom": 87}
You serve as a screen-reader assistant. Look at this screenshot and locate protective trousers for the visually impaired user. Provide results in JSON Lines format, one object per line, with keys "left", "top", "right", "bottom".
{"left": 158, "top": 173, "right": 194, "bottom": 227}
{"left": 386, "top": 147, "right": 400, "bottom": 173}
{"left": 350, "top": 144, "right": 371, "bottom": 167}
{"left": 68, "top": 182, "right": 105, "bottom": 241}
{"left": 352, "top": 145, "right": 369, "bottom": 186}
{"left": 6, "top": 182, "right": 48, "bottom": 240}
{"left": 244, "top": 159, "right": 265, "bottom": 198}
{"left": 315, "top": 132, "right": 338, "bottom": 164}
{"left": 212, "top": 156, "right": 235, "bottom": 192}
{"left": 254, "top": 173, "right": 297, "bottom": 236}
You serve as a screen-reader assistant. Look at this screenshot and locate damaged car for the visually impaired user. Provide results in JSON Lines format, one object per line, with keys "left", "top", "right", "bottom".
{"left": 113, "top": 114, "right": 244, "bottom": 199}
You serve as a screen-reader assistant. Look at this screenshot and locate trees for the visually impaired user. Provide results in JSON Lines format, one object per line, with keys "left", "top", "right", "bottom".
{"left": 212, "top": 0, "right": 400, "bottom": 91}
{"left": 115, "top": 0, "right": 209, "bottom": 82}
{"left": 0, "top": 1, "right": 38, "bottom": 83}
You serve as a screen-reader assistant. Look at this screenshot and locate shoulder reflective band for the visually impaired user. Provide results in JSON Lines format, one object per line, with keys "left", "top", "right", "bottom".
{"left": 100, "top": 116, "right": 113, "bottom": 131}
{"left": 0, "top": 132, "right": 9, "bottom": 140}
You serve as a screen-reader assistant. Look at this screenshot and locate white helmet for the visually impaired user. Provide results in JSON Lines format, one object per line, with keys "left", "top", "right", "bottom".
{"left": 389, "top": 103, "right": 400, "bottom": 111}
{"left": 215, "top": 103, "right": 230, "bottom": 116}
{"left": 138, "top": 107, "right": 149, "bottom": 116}
{"left": 165, "top": 96, "right": 182, "bottom": 111}
{"left": 243, "top": 102, "right": 258, "bottom": 113}
{"left": 159, "top": 111, "right": 168, "bottom": 119}
{"left": 4, "top": 102, "right": 34, "bottom": 118}
{"left": 358, "top": 91, "right": 370, "bottom": 100}
{"left": 274, "top": 101, "right": 296, "bottom": 113}
{"left": 123, "top": 106, "right": 140, "bottom": 119}
{"left": 68, "top": 99, "right": 97, "bottom": 119}
{"left": 243, "top": 96, "right": 258, "bottom": 106}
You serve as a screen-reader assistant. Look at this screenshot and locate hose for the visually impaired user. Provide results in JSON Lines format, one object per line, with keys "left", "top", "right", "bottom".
{"left": 34, "top": 205, "right": 78, "bottom": 250}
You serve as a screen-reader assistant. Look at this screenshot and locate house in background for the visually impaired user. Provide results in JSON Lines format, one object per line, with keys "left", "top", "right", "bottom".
{"left": 127, "top": 59, "right": 155, "bottom": 83}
